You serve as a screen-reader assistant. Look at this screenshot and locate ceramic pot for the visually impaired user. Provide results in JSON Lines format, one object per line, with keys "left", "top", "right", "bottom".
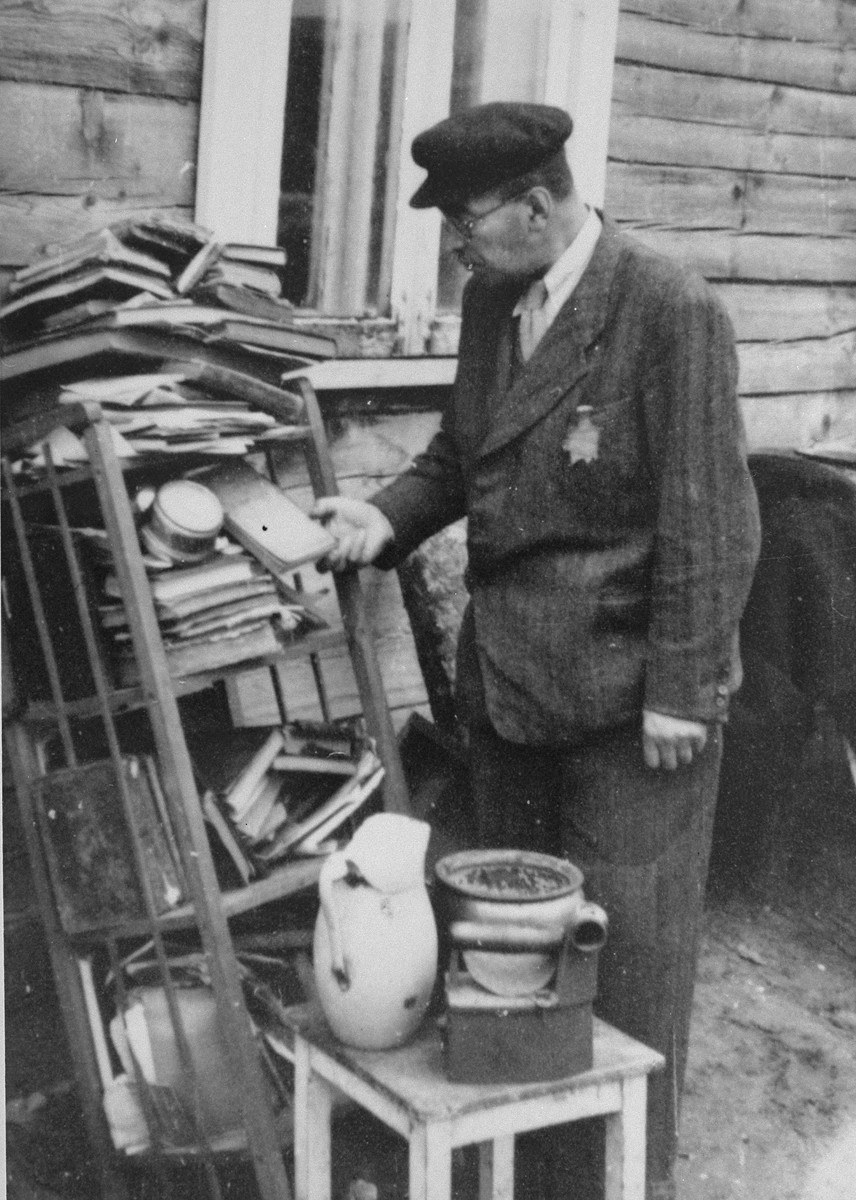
{"left": 313, "top": 814, "right": 438, "bottom": 1049}
{"left": 434, "top": 849, "right": 608, "bottom": 996}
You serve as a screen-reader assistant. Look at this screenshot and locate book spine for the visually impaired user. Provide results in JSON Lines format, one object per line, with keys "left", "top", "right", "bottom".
{"left": 122, "top": 756, "right": 185, "bottom": 913}
{"left": 141, "top": 754, "right": 189, "bottom": 894}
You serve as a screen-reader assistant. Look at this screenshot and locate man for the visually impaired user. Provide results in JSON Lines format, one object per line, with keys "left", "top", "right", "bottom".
{"left": 313, "top": 102, "right": 760, "bottom": 1199}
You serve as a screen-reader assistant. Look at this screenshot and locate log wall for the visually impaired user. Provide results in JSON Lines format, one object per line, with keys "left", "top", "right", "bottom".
{"left": 0, "top": 0, "right": 203, "bottom": 265}
{"left": 608, "top": 0, "right": 856, "bottom": 448}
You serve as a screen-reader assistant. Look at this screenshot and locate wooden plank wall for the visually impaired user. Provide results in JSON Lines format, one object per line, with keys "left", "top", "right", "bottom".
{"left": 0, "top": 0, "right": 204, "bottom": 269}
{"left": 608, "top": 0, "right": 856, "bottom": 448}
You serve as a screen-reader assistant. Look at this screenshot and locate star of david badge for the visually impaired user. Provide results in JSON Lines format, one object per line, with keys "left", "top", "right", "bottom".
{"left": 562, "top": 405, "right": 600, "bottom": 465}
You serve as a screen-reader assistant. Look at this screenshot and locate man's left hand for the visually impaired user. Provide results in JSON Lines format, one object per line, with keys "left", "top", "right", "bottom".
{"left": 642, "top": 710, "right": 708, "bottom": 770}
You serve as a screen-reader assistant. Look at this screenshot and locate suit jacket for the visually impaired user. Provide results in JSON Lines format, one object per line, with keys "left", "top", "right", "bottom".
{"left": 374, "top": 217, "right": 761, "bottom": 743}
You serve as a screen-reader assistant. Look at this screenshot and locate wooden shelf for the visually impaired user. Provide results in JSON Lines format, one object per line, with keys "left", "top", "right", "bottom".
{"left": 2, "top": 369, "right": 409, "bottom": 1200}
{"left": 68, "top": 856, "right": 323, "bottom": 944}
{"left": 2, "top": 426, "right": 312, "bottom": 501}
{"left": 17, "top": 629, "right": 348, "bottom": 725}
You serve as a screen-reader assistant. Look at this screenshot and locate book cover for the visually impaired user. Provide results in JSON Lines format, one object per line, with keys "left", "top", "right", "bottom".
{"left": 191, "top": 460, "right": 335, "bottom": 574}
{"left": 221, "top": 728, "right": 285, "bottom": 821}
{"left": 175, "top": 238, "right": 223, "bottom": 295}
{"left": 204, "top": 318, "right": 338, "bottom": 359}
{"left": 115, "top": 618, "right": 283, "bottom": 686}
{"left": 191, "top": 282, "right": 296, "bottom": 325}
{"left": 234, "top": 772, "right": 285, "bottom": 843}
{"left": 200, "top": 260, "right": 283, "bottom": 297}
{"left": 1, "top": 327, "right": 313, "bottom": 388}
{"left": 34, "top": 755, "right": 185, "bottom": 933}
{"left": 201, "top": 790, "right": 254, "bottom": 886}
{"left": 142, "top": 753, "right": 188, "bottom": 892}
{"left": 0, "top": 266, "right": 175, "bottom": 326}
{"left": 118, "top": 215, "right": 215, "bottom": 274}
{"left": 220, "top": 244, "right": 288, "bottom": 268}
{"left": 9, "top": 228, "right": 172, "bottom": 294}
{"left": 186, "top": 726, "right": 278, "bottom": 801}
{"left": 256, "top": 750, "right": 384, "bottom": 863}
{"left": 104, "top": 553, "right": 264, "bottom": 603}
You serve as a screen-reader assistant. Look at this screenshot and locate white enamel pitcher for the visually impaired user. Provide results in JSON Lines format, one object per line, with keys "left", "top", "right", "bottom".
{"left": 313, "top": 813, "right": 438, "bottom": 1049}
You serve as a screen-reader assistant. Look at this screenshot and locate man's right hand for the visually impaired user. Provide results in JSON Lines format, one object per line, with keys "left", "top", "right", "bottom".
{"left": 311, "top": 497, "right": 395, "bottom": 570}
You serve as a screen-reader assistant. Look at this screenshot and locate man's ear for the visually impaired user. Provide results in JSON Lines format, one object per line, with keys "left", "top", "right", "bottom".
{"left": 524, "top": 186, "right": 552, "bottom": 229}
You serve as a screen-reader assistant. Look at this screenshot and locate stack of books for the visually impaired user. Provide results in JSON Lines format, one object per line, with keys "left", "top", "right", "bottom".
{"left": 186, "top": 725, "right": 385, "bottom": 885}
{"left": 0, "top": 215, "right": 338, "bottom": 361}
{"left": 72, "top": 450, "right": 335, "bottom": 685}
{"left": 96, "top": 546, "right": 314, "bottom": 684}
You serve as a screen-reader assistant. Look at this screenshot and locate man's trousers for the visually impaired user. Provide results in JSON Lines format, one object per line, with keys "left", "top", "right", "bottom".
{"left": 465, "top": 708, "right": 722, "bottom": 1200}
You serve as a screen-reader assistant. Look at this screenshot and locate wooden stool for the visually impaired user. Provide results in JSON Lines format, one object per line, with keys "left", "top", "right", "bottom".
{"left": 285, "top": 1004, "right": 664, "bottom": 1200}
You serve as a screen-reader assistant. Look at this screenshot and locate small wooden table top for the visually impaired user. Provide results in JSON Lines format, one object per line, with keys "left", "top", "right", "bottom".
{"left": 283, "top": 1003, "right": 664, "bottom": 1124}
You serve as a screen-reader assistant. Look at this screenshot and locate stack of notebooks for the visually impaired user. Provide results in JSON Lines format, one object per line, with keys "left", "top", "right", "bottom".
{"left": 186, "top": 725, "right": 385, "bottom": 885}
{"left": 97, "top": 546, "right": 312, "bottom": 684}
{"left": 0, "top": 215, "right": 338, "bottom": 361}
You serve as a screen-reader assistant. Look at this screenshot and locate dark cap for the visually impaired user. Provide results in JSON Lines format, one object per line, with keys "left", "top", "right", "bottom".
{"left": 409, "top": 102, "right": 573, "bottom": 210}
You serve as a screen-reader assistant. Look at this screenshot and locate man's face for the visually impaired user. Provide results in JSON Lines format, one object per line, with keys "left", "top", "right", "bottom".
{"left": 442, "top": 191, "right": 537, "bottom": 279}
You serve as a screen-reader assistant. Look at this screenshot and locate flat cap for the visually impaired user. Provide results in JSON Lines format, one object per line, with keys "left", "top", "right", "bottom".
{"left": 410, "top": 102, "right": 573, "bottom": 210}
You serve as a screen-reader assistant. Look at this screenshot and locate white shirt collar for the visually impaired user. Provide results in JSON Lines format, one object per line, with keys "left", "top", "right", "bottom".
{"left": 513, "top": 208, "right": 602, "bottom": 321}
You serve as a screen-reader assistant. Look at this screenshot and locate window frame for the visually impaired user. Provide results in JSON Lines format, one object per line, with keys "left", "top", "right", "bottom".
{"left": 195, "top": 0, "right": 619, "bottom": 359}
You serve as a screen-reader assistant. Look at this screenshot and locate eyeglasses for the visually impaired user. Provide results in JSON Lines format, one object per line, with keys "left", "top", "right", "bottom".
{"left": 443, "top": 192, "right": 527, "bottom": 241}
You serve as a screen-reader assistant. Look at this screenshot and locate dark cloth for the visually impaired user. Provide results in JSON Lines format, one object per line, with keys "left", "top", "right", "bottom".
{"left": 739, "top": 452, "right": 856, "bottom": 740}
{"left": 711, "top": 453, "right": 856, "bottom": 889}
{"left": 374, "top": 217, "right": 760, "bottom": 742}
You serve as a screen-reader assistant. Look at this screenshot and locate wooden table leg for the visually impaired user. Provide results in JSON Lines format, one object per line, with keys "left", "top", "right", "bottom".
{"left": 604, "top": 1075, "right": 648, "bottom": 1200}
{"left": 409, "top": 1121, "right": 453, "bottom": 1200}
{"left": 294, "top": 1039, "right": 334, "bottom": 1200}
{"left": 479, "top": 1135, "right": 515, "bottom": 1200}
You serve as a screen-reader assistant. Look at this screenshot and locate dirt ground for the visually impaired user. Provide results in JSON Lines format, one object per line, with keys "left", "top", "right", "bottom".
{"left": 675, "top": 815, "right": 856, "bottom": 1200}
{"left": 6, "top": 757, "right": 856, "bottom": 1200}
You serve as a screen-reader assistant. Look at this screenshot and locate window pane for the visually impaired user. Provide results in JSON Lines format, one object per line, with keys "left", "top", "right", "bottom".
{"left": 278, "top": 0, "right": 409, "bottom": 314}
{"left": 437, "top": 0, "right": 552, "bottom": 311}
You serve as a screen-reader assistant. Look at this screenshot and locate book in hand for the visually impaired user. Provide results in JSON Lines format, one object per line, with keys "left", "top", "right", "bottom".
{"left": 33, "top": 754, "right": 186, "bottom": 933}
{"left": 190, "top": 460, "right": 336, "bottom": 574}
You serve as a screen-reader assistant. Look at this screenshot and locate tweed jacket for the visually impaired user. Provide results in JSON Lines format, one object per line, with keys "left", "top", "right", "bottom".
{"left": 373, "top": 217, "right": 761, "bottom": 743}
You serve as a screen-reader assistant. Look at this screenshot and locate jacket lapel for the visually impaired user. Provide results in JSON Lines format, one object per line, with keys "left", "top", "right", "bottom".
{"left": 477, "top": 217, "right": 624, "bottom": 460}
